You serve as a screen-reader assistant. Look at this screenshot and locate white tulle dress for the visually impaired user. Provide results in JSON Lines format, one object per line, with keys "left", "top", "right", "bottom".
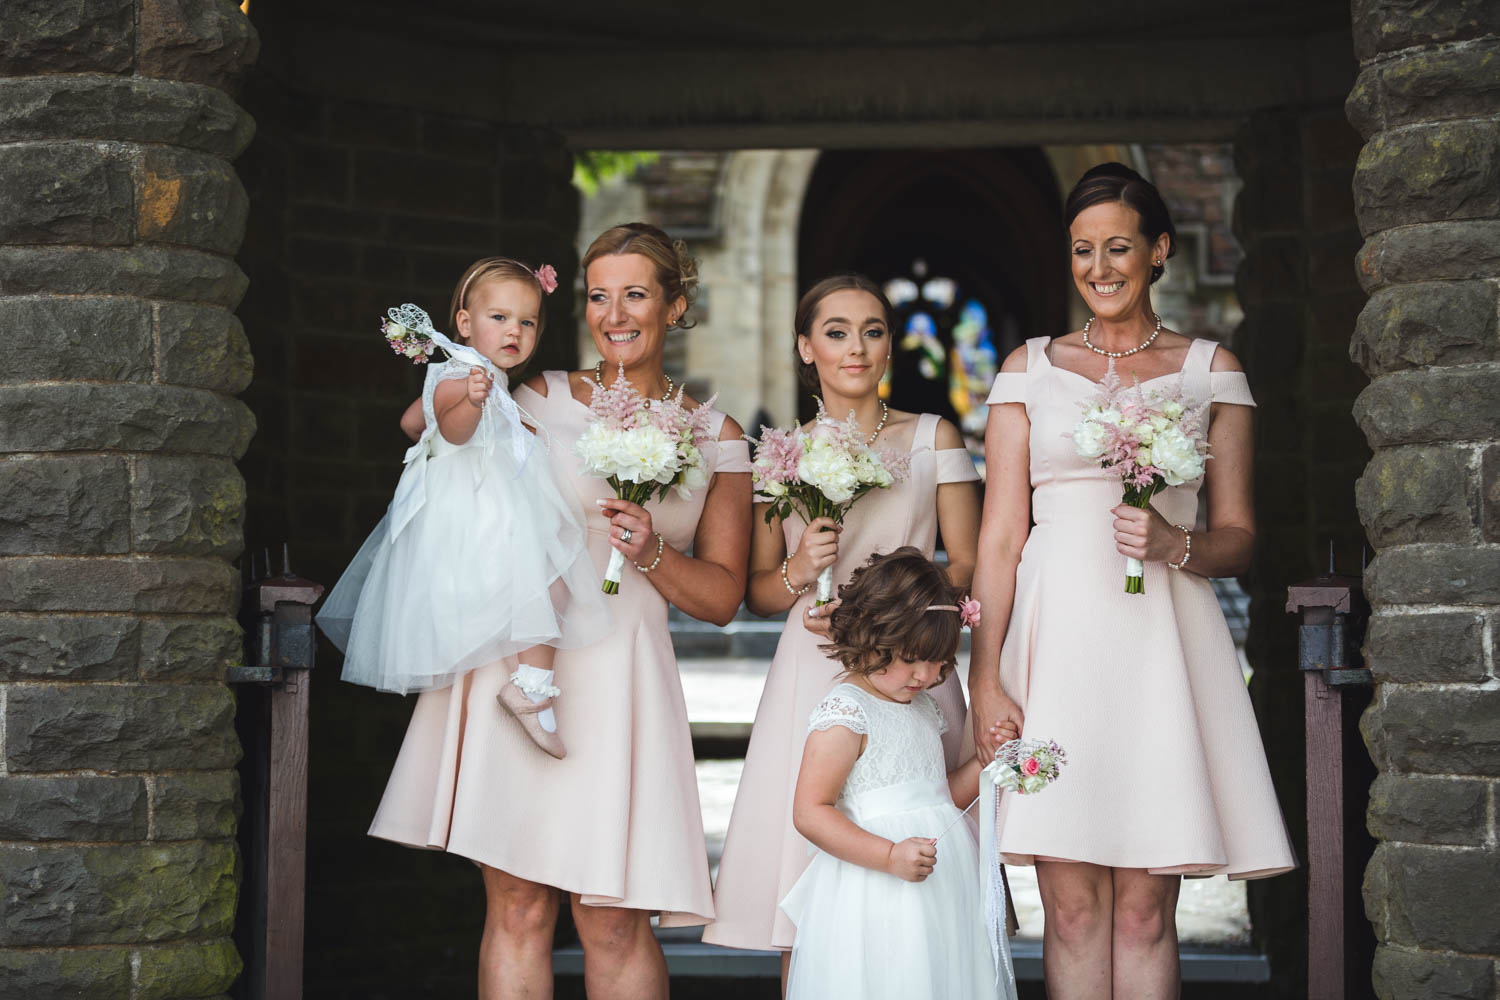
{"left": 316, "top": 358, "right": 610, "bottom": 694}
{"left": 780, "top": 683, "right": 1005, "bottom": 1000}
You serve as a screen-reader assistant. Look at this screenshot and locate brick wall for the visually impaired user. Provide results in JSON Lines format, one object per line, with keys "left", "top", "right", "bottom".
{"left": 235, "top": 7, "right": 581, "bottom": 989}
{"left": 1233, "top": 103, "right": 1373, "bottom": 995}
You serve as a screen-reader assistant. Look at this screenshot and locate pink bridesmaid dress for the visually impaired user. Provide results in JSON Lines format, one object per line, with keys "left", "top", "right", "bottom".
{"left": 368, "top": 370, "right": 751, "bottom": 924}
{"left": 702, "top": 412, "right": 980, "bottom": 950}
{"left": 986, "top": 337, "right": 1296, "bottom": 878}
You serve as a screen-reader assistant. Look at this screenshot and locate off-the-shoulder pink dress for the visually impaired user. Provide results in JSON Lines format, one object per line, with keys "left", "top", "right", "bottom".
{"left": 369, "top": 370, "right": 751, "bottom": 923}
{"left": 985, "top": 338, "right": 1296, "bottom": 879}
{"left": 703, "top": 413, "right": 981, "bottom": 949}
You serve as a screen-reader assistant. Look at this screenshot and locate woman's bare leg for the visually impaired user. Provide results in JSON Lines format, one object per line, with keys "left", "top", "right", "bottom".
{"left": 1111, "top": 867, "right": 1181, "bottom": 999}
{"left": 570, "top": 898, "right": 668, "bottom": 1000}
{"left": 479, "top": 866, "right": 559, "bottom": 1000}
{"left": 1036, "top": 860, "right": 1113, "bottom": 999}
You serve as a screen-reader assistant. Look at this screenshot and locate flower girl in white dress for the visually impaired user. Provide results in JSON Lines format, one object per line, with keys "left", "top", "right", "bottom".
{"left": 317, "top": 257, "right": 609, "bottom": 757}
{"left": 781, "top": 547, "right": 1019, "bottom": 1000}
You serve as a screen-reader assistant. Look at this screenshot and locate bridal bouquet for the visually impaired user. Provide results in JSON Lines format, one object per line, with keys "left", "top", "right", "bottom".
{"left": 574, "top": 364, "right": 717, "bottom": 594}
{"left": 1070, "top": 364, "right": 1209, "bottom": 594}
{"left": 749, "top": 400, "right": 912, "bottom": 604}
{"left": 986, "top": 738, "right": 1068, "bottom": 795}
{"left": 382, "top": 309, "right": 436, "bottom": 364}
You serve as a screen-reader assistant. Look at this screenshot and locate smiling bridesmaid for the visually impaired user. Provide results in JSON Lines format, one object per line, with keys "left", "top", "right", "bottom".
{"left": 703, "top": 274, "right": 984, "bottom": 990}
{"left": 969, "top": 163, "right": 1296, "bottom": 998}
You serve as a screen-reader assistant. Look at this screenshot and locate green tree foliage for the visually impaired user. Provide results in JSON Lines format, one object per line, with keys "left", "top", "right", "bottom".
{"left": 572, "top": 151, "right": 660, "bottom": 196}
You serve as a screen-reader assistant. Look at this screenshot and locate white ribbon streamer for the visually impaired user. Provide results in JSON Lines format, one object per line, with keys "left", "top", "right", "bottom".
{"left": 979, "top": 770, "right": 1019, "bottom": 999}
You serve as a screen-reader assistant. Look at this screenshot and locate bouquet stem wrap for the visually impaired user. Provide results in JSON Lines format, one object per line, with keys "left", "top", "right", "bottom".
{"left": 1122, "top": 490, "right": 1155, "bottom": 594}
{"left": 603, "top": 550, "right": 627, "bottom": 595}
{"left": 815, "top": 565, "right": 835, "bottom": 606}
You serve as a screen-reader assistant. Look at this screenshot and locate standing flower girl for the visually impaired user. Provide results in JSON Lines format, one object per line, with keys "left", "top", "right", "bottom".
{"left": 317, "top": 257, "right": 609, "bottom": 757}
{"left": 781, "top": 547, "right": 1018, "bottom": 1000}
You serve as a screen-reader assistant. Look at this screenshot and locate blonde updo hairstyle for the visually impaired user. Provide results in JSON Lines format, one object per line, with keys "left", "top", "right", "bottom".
{"left": 448, "top": 256, "right": 548, "bottom": 338}
{"left": 581, "top": 222, "right": 699, "bottom": 329}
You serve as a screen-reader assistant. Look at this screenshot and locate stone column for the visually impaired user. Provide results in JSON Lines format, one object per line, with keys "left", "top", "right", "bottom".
{"left": 0, "top": 2, "right": 258, "bottom": 997}
{"left": 1347, "top": 2, "right": 1500, "bottom": 996}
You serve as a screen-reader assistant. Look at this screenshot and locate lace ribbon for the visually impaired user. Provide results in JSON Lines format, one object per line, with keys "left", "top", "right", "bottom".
{"left": 980, "top": 771, "right": 1020, "bottom": 1000}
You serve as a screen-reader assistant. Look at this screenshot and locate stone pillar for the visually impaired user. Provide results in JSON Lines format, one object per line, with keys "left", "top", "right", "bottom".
{"left": 1347, "top": 1, "right": 1500, "bottom": 996}
{"left": 0, "top": 2, "right": 258, "bottom": 997}
{"left": 1233, "top": 100, "right": 1371, "bottom": 994}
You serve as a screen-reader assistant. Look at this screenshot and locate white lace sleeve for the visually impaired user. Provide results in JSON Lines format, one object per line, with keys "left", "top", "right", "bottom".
{"left": 421, "top": 359, "right": 474, "bottom": 430}
{"left": 808, "top": 690, "right": 869, "bottom": 736}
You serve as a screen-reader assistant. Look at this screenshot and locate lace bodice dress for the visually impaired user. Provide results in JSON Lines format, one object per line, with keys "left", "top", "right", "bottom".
{"left": 780, "top": 684, "right": 1002, "bottom": 1000}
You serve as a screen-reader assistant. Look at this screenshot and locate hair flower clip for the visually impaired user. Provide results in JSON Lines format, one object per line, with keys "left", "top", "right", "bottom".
{"left": 924, "top": 596, "right": 981, "bottom": 629}
{"left": 534, "top": 264, "right": 559, "bottom": 295}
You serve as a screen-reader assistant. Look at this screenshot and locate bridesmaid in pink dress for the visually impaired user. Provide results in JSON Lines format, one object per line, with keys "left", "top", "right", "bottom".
{"left": 373, "top": 224, "right": 751, "bottom": 1000}
{"left": 702, "top": 275, "right": 983, "bottom": 985}
{"left": 970, "top": 164, "right": 1296, "bottom": 998}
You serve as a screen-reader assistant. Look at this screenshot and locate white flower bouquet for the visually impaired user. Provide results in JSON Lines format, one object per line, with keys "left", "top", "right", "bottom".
{"left": 748, "top": 400, "right": 912, "bottom": 604}
{"left": 1070, "top": 364, "right": 1209, "bottom": 594}
{"left": 574, "top": 364, "right": 717, "bottom": 594}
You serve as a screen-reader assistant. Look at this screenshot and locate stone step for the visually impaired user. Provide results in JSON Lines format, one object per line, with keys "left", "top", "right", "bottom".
{"left": 552, "top": 930, "right": 1270, "bottom": 983}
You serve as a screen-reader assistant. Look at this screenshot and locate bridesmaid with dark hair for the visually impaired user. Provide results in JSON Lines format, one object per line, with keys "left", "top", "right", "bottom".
{"left": 704, "top": 274, "right": 991, "bottom": 990}
{"left": 969, "top": 163, "right": 1296, "bottom": 997}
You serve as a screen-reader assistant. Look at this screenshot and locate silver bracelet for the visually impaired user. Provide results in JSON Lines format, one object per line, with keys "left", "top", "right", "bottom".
{"left": 1167, "top": 525, "right": 1192, "bottom": 571}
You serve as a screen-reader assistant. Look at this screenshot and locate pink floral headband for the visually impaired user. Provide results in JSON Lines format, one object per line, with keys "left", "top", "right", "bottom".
{"left": 926, "top": 597, "right": 981, "bottom": 629}
{"left": 457, "top": 261, "right": 559, "bottom": 306}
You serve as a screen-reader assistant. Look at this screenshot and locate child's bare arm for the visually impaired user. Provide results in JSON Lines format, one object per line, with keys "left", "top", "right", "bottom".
{"left": 792, "top": 726, "right": 936, "bottom": 882}
{"left": 433, "top": 367, "right": 489, "bottom": 445}
{"left": 948, "top": 755, "right": 983, "bottom": 810}
{"left": 399, "top": 398, "right": 424, "bottom": 442}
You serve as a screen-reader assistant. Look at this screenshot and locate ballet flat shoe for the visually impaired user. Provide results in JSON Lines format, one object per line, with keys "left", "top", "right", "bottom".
{"left": 497, "top": 682, "right": 567, "bottom": 759}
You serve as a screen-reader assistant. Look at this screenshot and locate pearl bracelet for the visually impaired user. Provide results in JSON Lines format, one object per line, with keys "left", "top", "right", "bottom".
{"left": 1168, "top": 524, "right": 1192, "bottom": 571}
{"left": 635, "top": 532, "right": 664, "bottom": 573}
{"left": 781, "top": 555, "right": 810, "bottom": 596}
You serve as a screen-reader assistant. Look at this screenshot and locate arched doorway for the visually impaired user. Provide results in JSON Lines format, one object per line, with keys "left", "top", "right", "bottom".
{"left": 797, "top": 148, "right": 1070, "bottom": 443}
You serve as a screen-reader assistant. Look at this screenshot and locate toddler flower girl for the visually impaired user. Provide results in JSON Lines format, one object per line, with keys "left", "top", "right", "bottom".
{"left": 781, "top": 547, "right": 1018, "bottom": 999}
{"left": 317, "top": 257, "right": 609, "bottom": 757}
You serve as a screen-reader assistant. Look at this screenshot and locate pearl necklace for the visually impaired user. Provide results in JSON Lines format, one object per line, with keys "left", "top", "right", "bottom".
{"left": 594, "top": 361, "right": 674, "bottom": 401}
{"left": 1082, "top": 314, "right": 1162, "bottom": 359}
{"left": 865, "top": 400, "right": 889, "bottom": 445}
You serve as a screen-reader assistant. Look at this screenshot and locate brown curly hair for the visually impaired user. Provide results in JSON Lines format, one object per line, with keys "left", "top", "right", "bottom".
{"left": 819, "top": 547, "right": 963, "bottom": 681}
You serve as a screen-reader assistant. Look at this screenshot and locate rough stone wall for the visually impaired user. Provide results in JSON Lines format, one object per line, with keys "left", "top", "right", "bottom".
{"left": 1233, "top": 103, "right": 1372, "bottom": 994}
{"left": 233, "top": 6, "right": 581, "bottom": 989}
{"left": 0, "top": 2, "right": 257, "bottom": 997}
{"left": 1346, "top": 1, "right": 1500, "bottom": 995}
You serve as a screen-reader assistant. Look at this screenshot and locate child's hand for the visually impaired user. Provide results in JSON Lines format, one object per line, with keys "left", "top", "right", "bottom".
{"left": 466, "top": 367, "right": 493, "bottom": 409}
{"left": 989, "top": 719, "right": 1021, "bottom": 746}
{"left": 886, "top": 837, "right": 937, "bottom": 882}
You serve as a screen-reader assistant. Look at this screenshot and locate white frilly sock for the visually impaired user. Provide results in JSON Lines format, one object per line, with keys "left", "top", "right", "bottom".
{"left": 511, "top": 664, "right": 559, "bottom": 733}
